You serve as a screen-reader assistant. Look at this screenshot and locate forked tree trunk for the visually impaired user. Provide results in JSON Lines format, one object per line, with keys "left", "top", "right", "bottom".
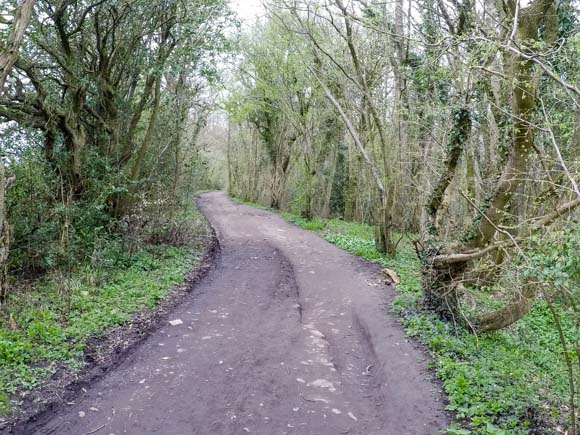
{"left": 468, "top": 0, "right": 555, "bottom": 249}
{"left": 419, "top": 0, "right": 559, "bottom": 330}
{"left": 462, "top": 0, "right": 559, "bottom": 331}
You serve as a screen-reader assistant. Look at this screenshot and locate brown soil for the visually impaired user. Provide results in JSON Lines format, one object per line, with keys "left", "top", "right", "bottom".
{"left": 9, "top": 192, "right": 449, "bottom": 434}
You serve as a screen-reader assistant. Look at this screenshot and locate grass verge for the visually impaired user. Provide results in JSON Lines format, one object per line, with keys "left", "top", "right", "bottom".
{"left": 266, "top": 208, "right": 572, "bottom": 435}
{"left": 0, "top": 206, "right": 210, "bottom": 419}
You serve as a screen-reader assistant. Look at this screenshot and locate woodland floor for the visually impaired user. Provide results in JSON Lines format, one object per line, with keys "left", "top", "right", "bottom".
{"left": 19, "top": 191, "right": 448, "bottom": 435}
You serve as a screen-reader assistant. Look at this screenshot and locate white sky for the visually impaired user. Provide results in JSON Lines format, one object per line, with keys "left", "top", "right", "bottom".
{"left": 230, "top": 0, "right": 265, "bottom": 23}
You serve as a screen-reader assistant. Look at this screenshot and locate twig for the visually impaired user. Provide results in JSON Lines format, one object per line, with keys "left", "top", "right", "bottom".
{"left": 544, "top": 293, "right": 577, "bottom": 435}
{"left": 392, "top": 233, "right": 405, "bottom": 252}
{"left": 540, "top": 99, "right": 580, "bottom": 198}
{"left": 86, "top": 423, "right": 107, "bottom": 434}
{"left": 506, "top": 0, "right": 520, "bottom": 48}
{"left": 460, "top": 191, "right": 525, "bottom": 257}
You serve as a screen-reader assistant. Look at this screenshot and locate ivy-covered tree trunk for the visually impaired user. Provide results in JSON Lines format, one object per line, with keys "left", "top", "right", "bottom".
{"left": 421, "top": 248, "right": 468, "bottom": 323}
{"left": 420, "top": 105, "right": 472, "bottom": 320}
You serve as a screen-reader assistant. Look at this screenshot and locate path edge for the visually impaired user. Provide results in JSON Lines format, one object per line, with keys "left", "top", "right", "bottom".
{"left": 2, "top": 199, "right": 220, "bottom": 435}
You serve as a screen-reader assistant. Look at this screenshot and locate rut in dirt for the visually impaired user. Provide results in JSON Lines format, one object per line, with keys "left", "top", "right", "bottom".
{"left": 23, "top": 192, "right": 448, "bottom": 435}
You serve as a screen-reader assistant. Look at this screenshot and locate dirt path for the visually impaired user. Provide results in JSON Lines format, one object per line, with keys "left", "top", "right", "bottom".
{"left": 27, "top": 192, "right": 448, "bottom": 435}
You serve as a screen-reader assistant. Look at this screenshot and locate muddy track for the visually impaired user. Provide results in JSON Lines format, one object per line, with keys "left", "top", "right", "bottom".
{"left": 16, "top": 192, "right": 448, "bottom": 435}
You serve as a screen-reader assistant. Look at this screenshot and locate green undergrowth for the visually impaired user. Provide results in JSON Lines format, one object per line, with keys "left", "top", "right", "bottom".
{"left": 0, "top": 207, "right": 208, "bottom": 415}
{"left": 263, "top": 206, "right": 573, "bottom": 434}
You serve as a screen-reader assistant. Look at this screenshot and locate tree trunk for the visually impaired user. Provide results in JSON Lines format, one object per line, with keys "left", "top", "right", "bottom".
{"left": 0, "top": 165, "right": 11, "bottom": 305}
{"left": 270, "top": 152, "right": 291, "bottom": 210}
{"left": 344, "top": 146, "right": 358, "bottom": 220}
{"left": 425, "top": 106, "right": 471, "bottom": 233}
{"left": 251, "top": 129, "right": 259, "bottom": 202}
{"left": 374, "top": 192, "right": 395, "bottom": 255}
{"left": 226, "top": 121, "right": 232, "bottom": 194}
{"left": 471, "top": 285, "right": 537, "bottom": 333}
{"left": 321, "top": 142, "right": 339, "bottom": 218}
{"left": 421, "top": 249, "right": 467, "bottom": 323}
{"left": 0, "top": 0, "right": 35, "bottom": 92}
{"left": 0, "top": 0, "right": 36, "bottom": 306}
